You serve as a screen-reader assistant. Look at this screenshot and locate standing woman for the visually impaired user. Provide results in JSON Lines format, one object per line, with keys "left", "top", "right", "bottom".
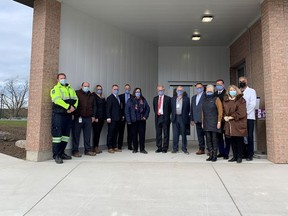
{"left": 223, "top": 85, "right": 247, "bottom": 163}
{"left": 125, "top": 88, "right": 150, "bottom": 154}
{"left": 92, "top": 85, "right": 106, "bottom": 154}
{"left": 202, "top": 85, "right": 223, "bottom": 162}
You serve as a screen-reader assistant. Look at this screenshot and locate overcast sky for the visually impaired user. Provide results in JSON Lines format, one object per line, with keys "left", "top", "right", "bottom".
{"left": 0, "top": 0, "right": 33, "bottom": 84}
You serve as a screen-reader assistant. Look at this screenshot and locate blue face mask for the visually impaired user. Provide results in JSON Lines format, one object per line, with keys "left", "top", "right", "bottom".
{"left": 216, "top": 85, "right": 223, "bottom": 91}
{"left": 59, "top": 79, "right": 67, "bottom": 85}
{"left": 113, "top": 89, "right": 119, "bottom": 95}
{"left": 196, "top": 88, "right": 203, "bottom": 93}
{"left": 135, "top": 92, "right": 141, "bottom": 98}
{"left": 83, "top": 87, "right": 89, "bottom": 93}
{"left": 229, "top": 90, "right": 237, "bottom": 97}
{"left": 158, "top": 90, "right": 164, "bottom": 96}
{"left": 177, "top": 90, "right": 183, "bottom": 96}
{"left": 206, "top": 92, "right": 213, "bottom": 96}
{"left": 96, "top": 89, "right": 102, "bottom": 94}
{"left": 125, "top": 89, "right": 130, "bottom": 94}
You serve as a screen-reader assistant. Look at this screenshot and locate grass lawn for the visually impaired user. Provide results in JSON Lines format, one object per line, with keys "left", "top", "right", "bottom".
{"left": 0, "top": 120, "right": 27, "bottom": 127}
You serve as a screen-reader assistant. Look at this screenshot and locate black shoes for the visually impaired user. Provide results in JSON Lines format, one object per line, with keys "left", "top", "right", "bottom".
{"left": 132, "top": 150, "right": 138, "bottom": 153}
{"left": 171, "top": 150, "right": 178, "bottom": 153}
{"left": 183, "top": 150, "right": 189, "bottom": 155}
{"left": 246, "top": 157, "right": 253, "bottom": 161}
{"left": 217, "top": 153, "right": 224, "bottom": 158}
{"left": 61, "top": 153, "right": 72, "bottom": 160}
{"left": 211, "top": 157, "right": 217, "bottom": 162}
{"left": 55, "top": 155, "right": 63, "bottom": 164}
{"left": 162, "top": 150, "right": 167, "bottom": 153}
{"left": 206, "top": 157, "right": 212, "bottom": 161}
{"left": 228, "top": 158, "right": 237, "bottom": 162}
{"left": 128, "top": 146, "right": 133, "bottom": 151}
{"left": 155, "top": 149, "right": 162, "bottom": 153}
{"left": 237, "top": 158, "right": 242, "bottom": 163}
{"left": 223, "top": 155, "right": 229, "bottom": 160}
{"left": 140, "top": 150, "right": 148, "bottom": 154}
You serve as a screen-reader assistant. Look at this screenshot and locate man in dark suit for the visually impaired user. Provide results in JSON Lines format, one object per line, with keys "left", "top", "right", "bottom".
{"left": 118, "top": 84, "right": 133, "bottom": 150}
{"left": 214, "top": 79, "right": 230, "bottom": 159}
{"left": 153, "top": 85, "right": 171, "bottom": 153}
{"left": 171, "top": 86, "right": 190, "bottom": 154}
{"left": 106, "top": 84, "right": 123, "bottom": 153}
{"left": 190, "top": 83, "right": 205, "bottom": 155}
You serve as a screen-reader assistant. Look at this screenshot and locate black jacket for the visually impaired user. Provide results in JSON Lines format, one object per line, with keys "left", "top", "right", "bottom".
{"left": 171, "top": 96, "right": 190, "bottom": 125}
{"left": 106, "top": 94, "right": 122, "bottom": 121}
{"left": 153, "top": 95, "right": 171, "bottom": 124}
{"left": 93, "top": 94, "right": 106, "bottom": 120}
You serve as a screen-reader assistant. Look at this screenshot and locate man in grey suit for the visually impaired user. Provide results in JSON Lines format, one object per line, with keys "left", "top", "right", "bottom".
{"left": 190, "top": 83, "right": 205, "bottom": 155}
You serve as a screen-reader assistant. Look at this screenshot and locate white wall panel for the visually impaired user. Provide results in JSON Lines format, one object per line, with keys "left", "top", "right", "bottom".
{"left": 59, "top": 4, "right": 158, "bottom": 147}
{"left": 158, "top": 47, "right": 230, "bottom": 91}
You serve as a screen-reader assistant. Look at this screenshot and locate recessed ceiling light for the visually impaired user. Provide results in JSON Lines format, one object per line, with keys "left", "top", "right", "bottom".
{"left": 191, "top": 35, "right": 201, "bottom": 41}
{"left": 202, "top": 15, "right": 213, "bottom": 23}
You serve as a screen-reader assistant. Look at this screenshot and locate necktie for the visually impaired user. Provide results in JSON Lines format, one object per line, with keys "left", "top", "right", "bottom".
{"left": 158, "top": 96, "right": 162, "bottom": 115}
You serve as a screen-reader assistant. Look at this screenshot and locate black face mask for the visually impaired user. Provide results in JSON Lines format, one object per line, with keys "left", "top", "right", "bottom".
{"left": 239, "top": 82, "right": 246, "bottom": 88}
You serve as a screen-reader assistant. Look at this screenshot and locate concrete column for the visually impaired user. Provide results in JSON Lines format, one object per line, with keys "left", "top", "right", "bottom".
{"left": 261, "top": 0, "right": 288, "bottom": 163}
{"left": 26, "top": 0, "right": 61, "bottom": 161}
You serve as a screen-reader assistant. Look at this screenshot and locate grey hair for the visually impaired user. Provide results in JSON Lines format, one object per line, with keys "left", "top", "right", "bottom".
{"left": 206, "top": 84, "right": 215, "bottom": 92}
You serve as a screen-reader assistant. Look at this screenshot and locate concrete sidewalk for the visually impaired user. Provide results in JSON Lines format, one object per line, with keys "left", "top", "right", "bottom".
{"left": 0, "top": 141, "right": 287, "bottom": 216}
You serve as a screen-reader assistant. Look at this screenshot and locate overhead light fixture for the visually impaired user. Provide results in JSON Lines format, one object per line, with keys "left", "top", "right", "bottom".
{"left": 191, "top": 35, "right": 201, "bottom": 41}
{"left": 202, "top": 15, "right": 213, "bottom": 23}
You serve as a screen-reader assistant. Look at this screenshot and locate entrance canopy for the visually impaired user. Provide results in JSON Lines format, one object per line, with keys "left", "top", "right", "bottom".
{"left": 16, "top": 0, "right": 262, "bottom": 46}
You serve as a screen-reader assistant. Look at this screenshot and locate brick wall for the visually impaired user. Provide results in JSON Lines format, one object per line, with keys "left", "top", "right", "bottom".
{"left": 229, "top": 19, "right": 267, "bottom": 154}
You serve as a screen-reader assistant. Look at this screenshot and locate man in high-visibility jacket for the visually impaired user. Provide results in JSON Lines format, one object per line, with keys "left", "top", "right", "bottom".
{"left": 50, "top": 73, "right": 78, "bottom": 164}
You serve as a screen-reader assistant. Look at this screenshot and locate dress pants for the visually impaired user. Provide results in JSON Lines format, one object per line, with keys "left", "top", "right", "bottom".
{"left": 92, "top": 120, "right": 104, "bottom": 148}
{"left": 206, "top": 131, "right": 218, "bottom": 158}
{"left": 51, "top": 112, "right": 72, "bottom": 159}
{"left": 131, "top": 120, "right": 146, "bottom": 151}
{"left": 72, "top": 117, "right": 92, "bottom": 154}
{"left": 230, "top": 136, "right": 244, "bottom": 160}
{"left": 155, "top": 115, "right": 170, "bottom": 151}
{"left": 217, "top": 132, "right": 231, "bottom": 156}
{"left": 107, "top": 121, "right": 120, "bottom": 149}
{"left": 195, "top": 122, "right": 205, "bottom": 151}
{"left": 117, "top": 120, "right": 133, "bottom": 149}
{"left": 172, "top": 115, "right": 187, "bottom": 152}
{"left": 247, "top": 119, "right": 255, "bottom": 158}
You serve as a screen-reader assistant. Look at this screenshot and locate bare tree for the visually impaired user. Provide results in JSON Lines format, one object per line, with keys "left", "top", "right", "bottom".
{"left": 1, "top": 78, "right": 29, "bottom": 117}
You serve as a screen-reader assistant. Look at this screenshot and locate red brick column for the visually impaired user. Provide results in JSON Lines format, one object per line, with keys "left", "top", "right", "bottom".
{"left": 26, "top": 0, "right": 61, "bottom": 161}
{"left": 261, "top": 0, "right": 288, "bottom": 163}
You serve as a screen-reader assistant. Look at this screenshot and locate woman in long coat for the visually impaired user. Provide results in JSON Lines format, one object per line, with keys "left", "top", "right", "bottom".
{"left": 223, "top": 85, "right": 247, "bottom": 163}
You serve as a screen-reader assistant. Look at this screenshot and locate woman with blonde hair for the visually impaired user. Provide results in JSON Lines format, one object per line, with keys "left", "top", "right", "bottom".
{"left": 223, "top": 85, "right": 247, "bottom": 163}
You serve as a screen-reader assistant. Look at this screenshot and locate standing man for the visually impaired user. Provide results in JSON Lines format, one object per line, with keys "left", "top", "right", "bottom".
{"left": 119, "top": 84, "right": 133, "bottom": 150}
{"left": 171, "top": 86, "right": 190, "bottom": 154}
{"left": 106, "top": 84, "right": 123, "bottom": 153}
{"left": 153, "top": 85, "right": 171, "bottom": 153}
{"left": 214, "top": 79, "right": 230, "bottom": 159}
{"left": 239, "top": 76, "right": 257, "bottom": 161}
{"left": 72, "top": 82, "right": 96, "bottom": 157}
{"left": 190, "top": 83, "right": 205, "bottom": 155}
{"left": 50, "top": 73, "right": 78, "bottom": 164}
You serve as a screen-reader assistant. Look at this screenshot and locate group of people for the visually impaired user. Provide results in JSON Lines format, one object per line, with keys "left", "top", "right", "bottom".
{"left": 50, "top": 73, "right": 256, "bottom": 164}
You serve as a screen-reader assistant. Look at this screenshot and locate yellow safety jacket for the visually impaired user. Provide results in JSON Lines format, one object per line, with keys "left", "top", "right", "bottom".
{"left": 50, "top": 82, "right": 78, "bottom": 113}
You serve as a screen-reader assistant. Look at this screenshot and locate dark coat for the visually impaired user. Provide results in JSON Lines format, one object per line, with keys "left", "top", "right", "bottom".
{"left": 125, "top": 97, "right": 150, "bottom": 123}
{"left": 214, "top": 89, "right": 227, "bottom": 102}
{"left": 223, "top": 94, "right": 247, "bottom": 137}
{"left": 119, "top": 93, "right": 132, "bottom": 118}
{"left": 171, "top": 96, "right": 190, "bottom": 125}
{"left": 202, "top": 94, "right": 221, "bottom": 133}
{"left": 106, "top": 94, "right": 122, "bottom": 121}
{"left": 75, "top": 89, "right": 95, "bottom": 118}
{"left": 93, "top": 94, "right": 106, "bottom": 120}
{"left": 153, "top": 95, "right": 171, "bottom": 124}
{"left": 190, "top": 93, "right": 204, "bottom": 123}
